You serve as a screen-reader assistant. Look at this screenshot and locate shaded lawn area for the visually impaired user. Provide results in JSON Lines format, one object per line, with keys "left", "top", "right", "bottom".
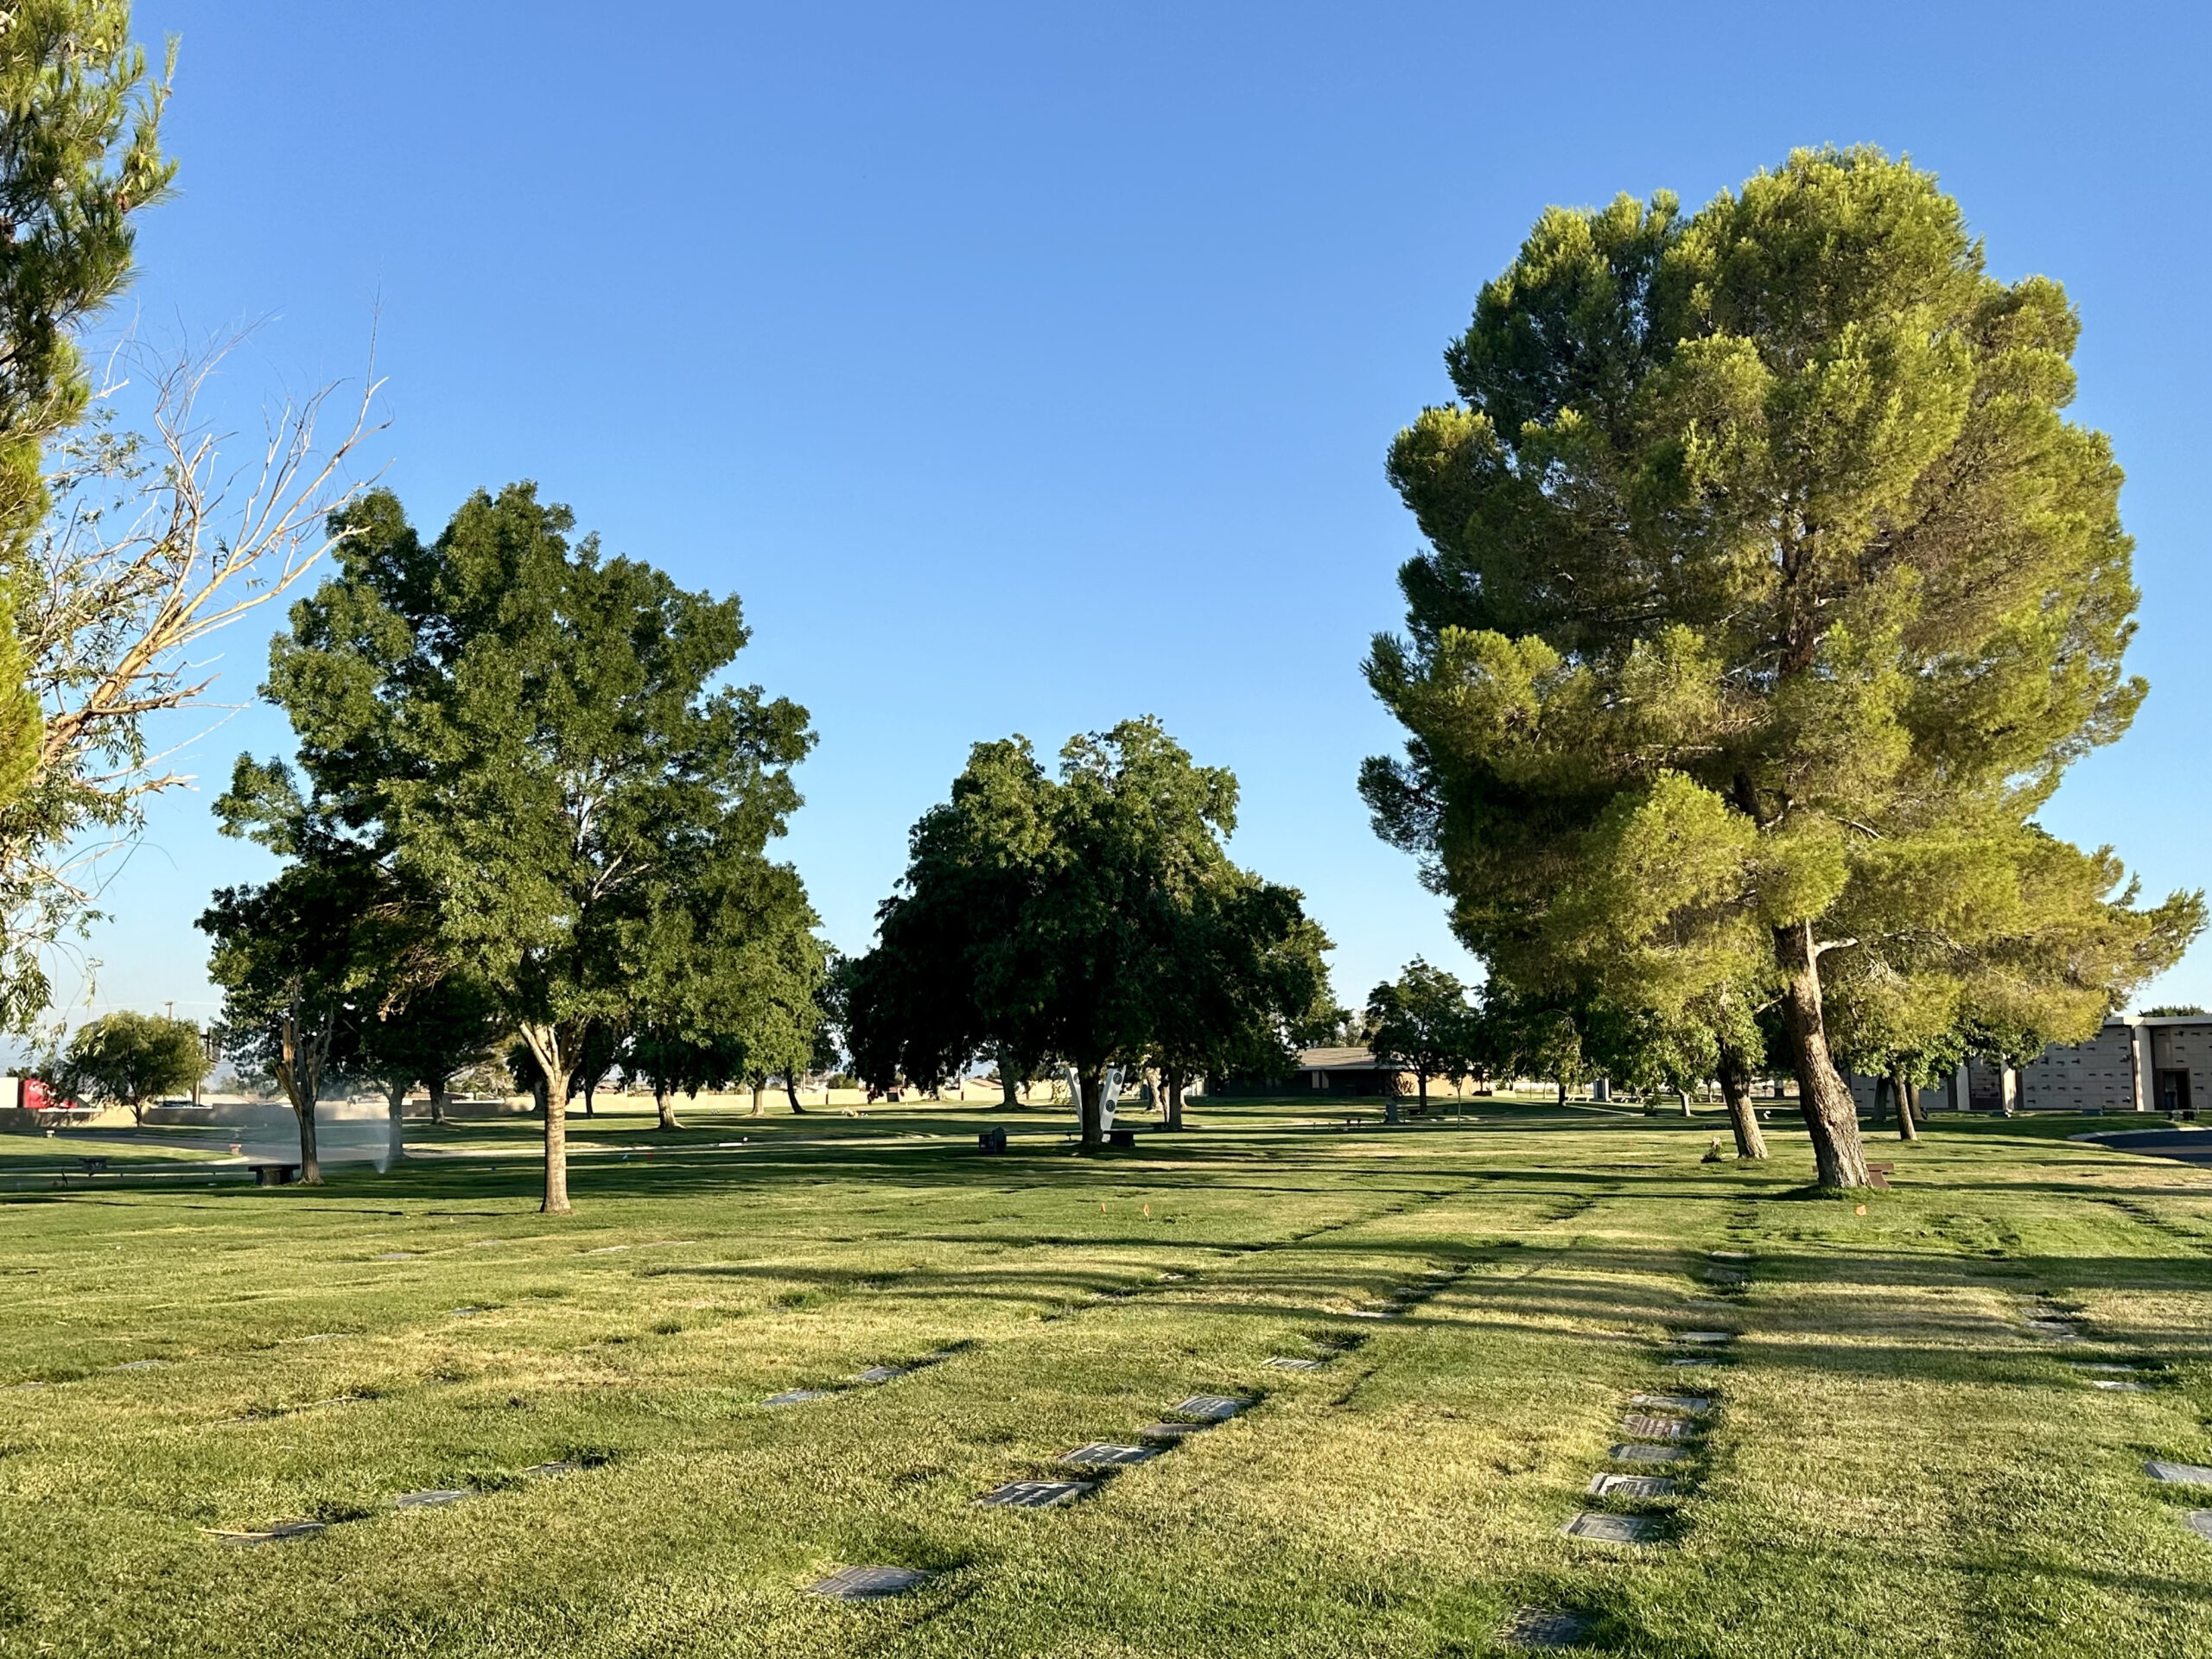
{"left": 0, "top": 1103, "right": 2207, "bottom": 1657}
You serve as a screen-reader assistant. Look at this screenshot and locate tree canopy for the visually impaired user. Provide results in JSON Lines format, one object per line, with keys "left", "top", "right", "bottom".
{"left": 48, "top": 1007, "right": 200, "bottom": 1124}
{"left": 223, "top": 483, "right": 818, "bottom": 1211}
{"left": 1363, "top": 147, "right": 2202, "bottom": 1186}
{"left": 846, "top": 718, "right": 1331, "bottom": 1147}
{"left": 200, "top": 850, "right": 385, "bottom": 1181}
{"left": 1364, "top": 959, "right": 1478, "bottom": 1122}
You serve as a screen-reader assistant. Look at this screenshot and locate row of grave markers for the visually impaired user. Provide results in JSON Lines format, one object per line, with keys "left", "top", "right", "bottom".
{"left": 200, "top": 1459, "right": 585, "bottom": 1546}
{"left": 2032, "top": 1294, "right": 2212, "bottom": 1543}
{"left": 1508, "top": 1244, "right": 2212, "bottom": 1650}
{"left": 1503, "top": 1246, "right": 1751, "bottom": 1649}
{"left": 802, "top": 1269, "right": 1472, "bottom": 1599}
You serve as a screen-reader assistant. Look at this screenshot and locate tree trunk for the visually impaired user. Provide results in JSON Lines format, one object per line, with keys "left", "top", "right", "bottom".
{"left": 1716, "top": 1042, "right": 1769, "bottom": 1160}
{"left": 295, "top": 1096, "right": 321, "bottom": 1185}
{"left": 384, "top": 1079, "right": 407, "bottom": 1166}
{"left": 1891, "top": 1062, "right": 1919, "bottom": 1143}
{"left": 1162, "top": 1069, "right": 1185, "bottom": 1131}
{"left": 542, "top": 1066, "right": 571, "bottom": 1214}
{"left": 1555, "top": 1078, "right": 1567, "bottom": 1106}
{"left": 1678, "top": 1089, "right": 1693, "bottom": 1118}
{"left": 429, "top": 1077, "right": 448, "bottom": 1125}
{"left": 1999, "top": 1062, "right": 2018, "bottom": 1118}
{"left": 654, "top": 1084, "right": 680, "bottom": 1131}
{"left": 997, "top": 1044, "right": 1020, "bottom": 1109}
{"left": 1774, "top": 919, "right": 1872, "bottom": 1188}
{"left": 276, "top": 1003, "right": 327, "bottom": 1185}
{"left": 785, "top": 1072, "right": 807, "bottom": 1113}
{"left": 750, "top": 1081, "right": 765, "bottom": 1116}
{"left": 582, "top": 1075, "right": 595, "bottom": 1117}
{"left": 1078, "top": 1068, "right": 1106, "bottom": 1150}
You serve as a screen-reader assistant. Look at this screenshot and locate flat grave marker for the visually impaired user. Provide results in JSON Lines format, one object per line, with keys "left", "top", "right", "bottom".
{"left": 204, "top": 1521, "right": 325, "bottom": 1546}
{"left": 2069, "top": 1362, "right": 2143, "bottom": 1373}
{"left": 810, "top": 1565, "right": 931, "bottom": 1600}
{"left": 373, "top": 1252, "right": 416, "bottom": 1262}
{"left": 1140, "top": 1421, "right": 1206, "bottom": 1440}
{"left": 977, "top": 1478, "right": 1092, "bottom": 1509}
{"left": 1498, "top": 1606, "right": 1592, "bottom": 1649}
{"left": 1630, "top": 1394, "right": 1712, "bottom": 1413}
{"left": 110, "top": 1359, "right": 167, "bottom": 1371}
{"left": 395, "top": 1489, "right": 470, "bottom": 1510}
{"left": 2189, "top": 1512, "right": 2212, "bottom": 1543}
{"left": 2024, "top": 1319, "right": 2078, "bottom": 1337}
{"left": 1710, "top": 1250, "right": 1749, "bottom": 1261}
{"left": 2146, "top": 1460, "right": 2212, "bottom": 1487}
{"left": 1673, "top": 1331, "right": 1735, "bottom": 1344}
{"left": 1060, "top": 1443, "right": 1159, "bottom": 1466}
{"left": 2092, "top": 1379, "right": 2152, "bottom": 1392}
{"left": 1560, "top": 1510, "right": 1659, "bottom": 1544}
{"left": 764, "top": 1389, "right": 836, "bottom": 1407}
{"left": 1609, "top": 1442, "right": 1687, "bottom": 1464}
{"left": 1587, "top": 1471, "right": 1676, "bottom": 1499}
{"left": 1666, "top": 1357, "right": 1720, "bottom": 1368}
{"left": 1172, "top": 1395, "right": 1252, "bottom": 1421}
{"left": 1620, "top": 1413, "right": 1690, "bottom": 1440}
{"left": 852, "top": 1367, "right": 905, "bottom": 1384}
{"left": 1264, "top": 1357, "right": 1323, "bottom": 1370}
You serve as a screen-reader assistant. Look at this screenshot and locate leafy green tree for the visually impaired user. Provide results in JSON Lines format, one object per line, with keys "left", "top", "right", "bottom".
{"left": 1589, "top": 1002, "right": 1717, "bottom": 1118}
{"left": 1480, "top": 985, "right": 1591, "bottom": 1107}
{"left": 626, "top": 1026, "right": 747, "bottom": 1131}
{"left": 1363, "top": 147, "right": 2202, "bottom": 1188}
{"left": 2143, "top": 1005, "right": 2208, "bottom": 1018}
{"left": 228, "top": 483, "right": 817, "bottom": 1212}
{"left": 351, "top": 973, "right": 505, "bottom": 1156}
{"left": 849, "top": 719, "right": 1325, "bottom": 1147}
{"left": 200, "top": 855, "right": 381, "bottom": 1182}
{"left": 1147, "top": 868, "right": 1332, "bottom": 1130}
{"left": 1364, "top": 959, "right": 1478, "bottom": 1123}
{"left": 48, "top": 1007, "right": 200, "bottom": 1123}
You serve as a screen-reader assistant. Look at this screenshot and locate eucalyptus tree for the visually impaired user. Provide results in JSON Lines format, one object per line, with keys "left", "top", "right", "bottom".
{"left": 230, "top": 483, "right": 817, "bottom": 1213}
{"left": 848, "top": 719, "right": 1327, "bottom": 1148}
{"left": 1363, "top": 147, "right": 2201, "bottom": 1188}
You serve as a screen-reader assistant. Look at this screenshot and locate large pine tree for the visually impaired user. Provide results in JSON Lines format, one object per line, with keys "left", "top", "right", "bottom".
{"left": 1362, "top": 148, "right": 2201, "bottom": 1187}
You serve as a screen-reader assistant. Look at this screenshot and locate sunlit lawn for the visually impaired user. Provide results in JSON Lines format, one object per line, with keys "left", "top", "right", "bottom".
{"left": 0, "top": 1097, "right": 2208, "bottom": 1657}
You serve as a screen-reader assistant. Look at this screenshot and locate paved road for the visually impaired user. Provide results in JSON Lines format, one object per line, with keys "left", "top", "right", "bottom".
{"left": 2082, "top": 1127, "right": 2212, "bottom": 1168}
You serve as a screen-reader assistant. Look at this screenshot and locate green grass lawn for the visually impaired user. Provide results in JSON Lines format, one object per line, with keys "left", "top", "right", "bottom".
{"left": 1, "top": 1098, "right": 2208, "bottom": 1657}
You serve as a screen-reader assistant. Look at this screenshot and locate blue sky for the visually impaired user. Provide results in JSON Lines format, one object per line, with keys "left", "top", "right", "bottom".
{"left": 67, "top": 0, "right": 2212, "bottom": 1030}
